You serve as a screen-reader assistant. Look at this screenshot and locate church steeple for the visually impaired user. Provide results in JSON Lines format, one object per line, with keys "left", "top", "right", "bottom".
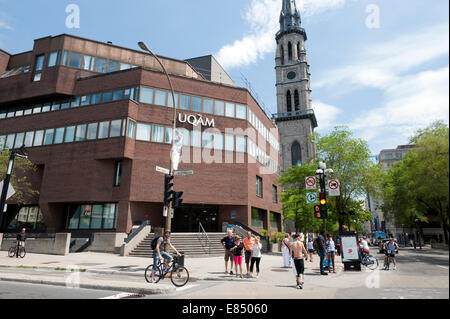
{"left": 276, "top": 0, "right": 307, "bottom": 41}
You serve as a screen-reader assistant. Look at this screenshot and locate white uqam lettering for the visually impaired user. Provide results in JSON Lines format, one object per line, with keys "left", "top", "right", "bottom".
{"left": 178, "top": 113, "right": 215, "bottom": 127}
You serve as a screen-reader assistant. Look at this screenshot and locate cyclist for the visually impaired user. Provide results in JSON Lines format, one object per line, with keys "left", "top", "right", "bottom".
{"left": 151, "top": 230, "right": 181, "bottom": 282}
{"left": 359, "top": 237, "right": 370, "bottom": 258}
{"left": 383, "top": 238, "right": 399, "bottom": 270}
{"left": 17, "top": 228, "right": 27, "bottom": 248}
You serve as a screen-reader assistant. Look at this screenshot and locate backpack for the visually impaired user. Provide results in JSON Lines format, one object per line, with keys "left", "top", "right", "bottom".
{"left": 151, "top": 236, "right": 161, "bottom": 250}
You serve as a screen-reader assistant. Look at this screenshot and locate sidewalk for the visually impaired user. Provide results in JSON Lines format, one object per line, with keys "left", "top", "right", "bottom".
{"left": 0, "top": 251, "right": 344, "bottom": 294}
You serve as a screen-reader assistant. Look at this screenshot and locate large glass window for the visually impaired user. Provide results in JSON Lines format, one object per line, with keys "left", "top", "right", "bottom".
{"left": 75, "top": 124, "right": 87, "bottom": 142}
{"left": 87, "top": 123, "right": 98, "bottom": 140}
{"left": 110, "top": 120, "right": 122, "bottom": 137}
{"left": 54, "top": 128, "right": 65, "bottom": 144}
{"left": 154, "top": 90, "right": 167, "bottom": 106}
{"left": 91, "top": 93, "right": 101, "bottom": 105}
{"left": 90, "top": 205, "right": 104, "bottom": 229}
{"left": 120, "top": 63, "right": 131, "bottom": 71}
{"left": 113, "top": 89, "right": 123, "bottom": 101}
{"left": 8, "top": 206, "right": 45, "bottom": 231}
{"left": 167, "top": 92, "right": 179, "bottom": 108}
{"left": 108, "top": 60, "right": 119, "bottom": 72}
{"left": 225, "top": 135, "right": 234, "bottom": 152}
{"left": 165, "top": 127, "right": 172, "bottom": 144}
{"left": 71, "top": 97, "right": 80, "bottom": 108}
{"left": 62, "top": 51, "right": 69, "bottom": 66}
{"left": 136, "top": 123, "right": 151, "bottom": 141}
{"left": 180, "top": 94, "right": 191, "bottom": 110}
{"left": 102, "top": 91, "right": 112, "bottom": 103}
{"left": 43, "top": 129, "right": 54, "bottom": 145}
{"left": 272, "top": 185, "right": 278, "bottom": 203}
{"left": 152, "top": 125, "right": 164, "bottom": 143}
{"left": 42, "top": 103, "right": 51, "bottom": 113}
{"left": 79, "top": 205, "right": 91, "bottom": 229}
{"left": 203, "top": 99, "right": 213, "bottom": 114}
{"left": 47, "top": 51, "right": 61, "bottom": 67}
{"left": 35, "top": 55, "right": 45, "bottom": 71}
{"left": 98, "top": 121, "right": 110, "bottom": 139}
{"left": 80, "top": 95, "right": 91, "bottom": 106}
{"left": 214, "top": 101, "right": 225, "bottom": 116}
{"left": 5, "top": 134, "right": 15, "bottom": 149}
{"left": 214, "top": 133, "right": 223, "bottom": 150}
{"left": 140, "top": 87, "right": 154, "bottom": 104}
{"left": 95, "top": 57, "right": 108, "bottom": 73}
{"left": 83, "top": 55, "right": 95, "bottom": 71}
{"left": 236, "top": 104, "right": 247, "bottom": 120}
{"left": 225, "top": 103, "right": 235, "bottom": 118}
{"left": 236, "top": 136, "right": 246, "bottom": 153}
{"left": 256, "top": 176, "right": 263, "bottom": 198}
{"left": 191, "top": 130, "right": 201, "bottom": 147}
{"left": 69, "top": 52, "right": 83, "bottom": 68}
{"left": 127, "top": 120, "right": 136, "bottom": 139}
{"left": 251, "top": 208, "right": 264, "bottom": 228}
{"left": 33, "top": 130, "right": 44, "bottom": 146}
{"left": 192, "top": 96, "right": 202, "bottom": 112}
{"left": 24, "top": 132, "right": 34, "bottom": 147}
{"left": 114, "top": 161, "right": 122, "bottom": 187}
{"left": 202, "top": 131, "right": 213, "bottom": 149}
{"left": 178, "top": 128, "right": 190, "bottom": 146}
{"left": 14, "top": 133, "right": 24, "bottom": 149}
{"left": 270, "top": 212, "right": 279, "bottom": 229}
{"left": 103, "top": 204, "right": 117, "bottom": 229}
{"left": 64, "top": 126, "right": 75, "bottom": 143}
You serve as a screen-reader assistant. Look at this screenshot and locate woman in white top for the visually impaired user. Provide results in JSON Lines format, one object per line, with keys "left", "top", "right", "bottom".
{"left": 326, "top": 234, "right": 336, "bottom": 273}
{"left": 250, "top": 236, "right": 262, "bottom": 278}
{"left": 307, "top": 239, "right": 314, "bottom": 263}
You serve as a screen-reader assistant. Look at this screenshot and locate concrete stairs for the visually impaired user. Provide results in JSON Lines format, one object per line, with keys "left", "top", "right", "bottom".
{"left": 128, "top": 232, "right": 227, "bottom": 258}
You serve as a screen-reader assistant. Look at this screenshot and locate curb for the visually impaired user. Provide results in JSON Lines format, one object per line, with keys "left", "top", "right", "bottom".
{"left": 0, "top": 276, "right": 176, "bottom": 295}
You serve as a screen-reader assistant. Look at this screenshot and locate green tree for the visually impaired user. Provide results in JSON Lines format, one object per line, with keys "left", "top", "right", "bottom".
{"left": 0, "top": 147, "right": 39, "bottom": 208}
{"left": 382, "top": 121, "right": 449, "bottom": 244}
{"left": 315, "top": 126, "right": 383, "bottom": 232}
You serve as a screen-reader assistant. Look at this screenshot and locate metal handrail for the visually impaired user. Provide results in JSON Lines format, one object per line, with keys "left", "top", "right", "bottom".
{"left": 198, "top": 222, "right": 211, "bottom": 255}
{"left": 124, "top": 220, "right": 151, "bottom": 243}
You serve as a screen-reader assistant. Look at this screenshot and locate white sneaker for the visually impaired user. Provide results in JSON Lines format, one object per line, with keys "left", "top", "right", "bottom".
{"left": 393, "top": 265, "right": 397, "bottom": 270}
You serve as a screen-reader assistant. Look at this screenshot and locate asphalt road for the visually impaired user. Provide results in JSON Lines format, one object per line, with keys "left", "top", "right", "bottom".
{"left": 0, "top": 248, "right": 447, "bottom": 299}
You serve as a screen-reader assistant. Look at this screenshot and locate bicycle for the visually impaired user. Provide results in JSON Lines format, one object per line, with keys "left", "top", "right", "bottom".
{"left": 8, "top": 242, "right": 26, "bottom": 258}
{"left": 383, "top": 250, "right": 396, "bottom": 270}
{"left": 361, "top": 252, "right": 378, "bottom": 270}
{"left": 144, "top": 255, "right": 189, "bottom": 287}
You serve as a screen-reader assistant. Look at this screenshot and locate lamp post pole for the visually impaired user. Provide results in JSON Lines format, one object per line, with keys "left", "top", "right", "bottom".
{"left": 138, "top": 42, "right": 177, "bottom": 233}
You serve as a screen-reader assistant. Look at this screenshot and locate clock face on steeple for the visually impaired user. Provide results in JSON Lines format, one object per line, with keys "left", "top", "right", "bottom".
{"left": 287, "top": 71, "right": 296, "bottom": 80}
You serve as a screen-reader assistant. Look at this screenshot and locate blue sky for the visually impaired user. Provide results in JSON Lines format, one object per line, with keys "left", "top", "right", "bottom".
{"left": 0, "top": 0, "right": 448, "bottom": 155}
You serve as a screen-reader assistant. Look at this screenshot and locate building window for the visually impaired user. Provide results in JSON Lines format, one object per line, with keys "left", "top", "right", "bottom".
{"left": 108, "top": 60, "right": 119, "bottom": 72}
{"left": 288, "top": 42, "right": 293, "bottom": 61}
{"left": 236, "top": 104, "right": 247, "bottom": 120}
{"left": 167, "top": 92, "right": 179, "bottom": 108}
{"left": 286, "top": 90, "right": 292, "bottom": 112}
{"left": 204, "top": 99, "right": 213, "bottom": 114}
{"left": 256, "top": 176, "right": 263, "bottom": 198}
{"left": 136, "top": 123, "right": 151, "bottom": 141}
{"left": 95, "top": 57, "right": 108, "bottom": 73}
{"left": 69, "top": 52, "right": 83, "bottom": 68}
{"left": 102, "top": 91, "right": 113, "bottom": 103}
{"left": 291, "top": 141, "right": 302, "bottom": 166}
{"left": 191, "top": 130, "right": 201, "bottom": 147}
{"left": 140, "top": 87, "right": 154, "bottom": 104}
{"left": 75, "top": 124, "right": 87, "bottom": 142}
{"left": 54, "top": 128, "right": 65, "bottom": 144}
{"left": 165, "top": 127, "right": 172, "bottom": 144}
{"left": 202, "top": 132, "right": 213, "bottom": 149}
{"left": 43, "top": 129, "right": 55, "bottom": 145}
{"left": 270, "top": 212, "right": 279, "bottom": 230}
{"left": 98, "top": 121, "right": 110, "bottom": 139}
{"left": 280, "top": 45, "right": 285, "bottom": 65}
{"left": 127, "top": 120, "right": 136, "bottom": 139}
{"left": 294, "top": 90, "right": 300, "bottom": 111}
{"left": 110, "top": 120, "right": 122, "bottom": 137}
{"left": 114, "top": 161, "right": 122, "bottom": 187}
{"left": 251, "top": 208, "right": 264, "bottom": 228}
{"left": 225, "top": 135, "right": 234, "bottom": 152}
{"left": 214, "top": 133, "right": 224, "bottom": 150}
{"left": 152, "top": 125, "right": 164, "bottom": 143}
{"left": 64, "top": 126, "right": 75, "bottom": 143}
{"left": 62, "top": 51, "right": 69, "bottom": 66}
{"left": 180, "top": 94, "right": 191, "bottom": 110}
{"left": 192, "top": 96, "right": 202, "bottom": 112}
{"left": 87, "top": 123, "right": 98, "bottom": 140}
{"left": 7, "top": 206, "right": 46, "bottom": 231}
{"left": 214, "top": 101, "right": 225, "bottom": 116}
{"left": 113, "top": 89, "right": 123, "bottom": 101}
{"left": 155, "top": 90, "right": 167, "bottom": 106}
{"left": 33, "top": 55, "right": 45, "bottom": 81}
{"left": 272, "top": 185, "right": 278, "bottom": 203}
{"left": 225, "top": 103, "right": 235, "bottom": 118}
{"left": 83, "top": 55, "right": 95, "bottom": 71}
{"left": 47, "top": 51, "right": 61, "bottom": 67}
{"left": 67, "top": 203, "right": 118, "bottom": 230}
{"left": 236, "top": 136, "right": 246, "bottom": 153}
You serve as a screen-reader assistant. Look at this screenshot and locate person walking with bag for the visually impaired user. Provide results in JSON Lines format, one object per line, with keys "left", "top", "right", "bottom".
{"left": 282, "top": 233, "right": 291, "bottom": 268}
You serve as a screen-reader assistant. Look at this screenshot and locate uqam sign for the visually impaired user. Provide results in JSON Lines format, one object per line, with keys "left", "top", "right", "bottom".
{"left": 178, "top": 113, "right": 215, "bottom": 127}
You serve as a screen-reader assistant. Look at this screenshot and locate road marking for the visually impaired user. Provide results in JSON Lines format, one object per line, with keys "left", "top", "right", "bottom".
{"left": 100, "top": 293, "right": 143, "bottom": 299}
{"left": 437, "top": 265, "right": 448, "bottom": 270}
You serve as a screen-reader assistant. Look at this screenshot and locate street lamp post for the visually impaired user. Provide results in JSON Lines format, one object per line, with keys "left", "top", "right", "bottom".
{"left": 138, "top": 41, "right": 177, "bottom": 233}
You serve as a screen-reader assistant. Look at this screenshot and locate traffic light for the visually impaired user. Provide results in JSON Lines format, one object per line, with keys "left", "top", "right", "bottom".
{"left": 172, "top": 191, "right": 184, "bottom": 207}
{"left": 314, "top": 205, "right": 321, "bottom": 219}
{"left": 164, "top": 174, "right": 174, "bottom": 206}
{"left": 319, "top": 192, "right": 328, "bottom": 218}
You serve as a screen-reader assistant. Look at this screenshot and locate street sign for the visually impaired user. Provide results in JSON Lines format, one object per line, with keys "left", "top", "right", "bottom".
{"left": 156, "top": 166, "right": 170, "bottom": 175}
{"left": 305, "top": 176, "right": 317, "bottom": 190}
{"left": 0, "top": 180, "right": 16, "bottom": 200}
{"left": 328, "top": 179, "right": 340, "bottom": 196}
{"left": 306, "top": 192, "right": 317, "bottom": 204}
{"left": 175, "top": 170, "right": 194, "bottom": 176}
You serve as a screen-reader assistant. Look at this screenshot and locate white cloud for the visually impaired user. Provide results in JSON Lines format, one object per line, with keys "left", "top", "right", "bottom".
{"left": 313, "top": 100, "right": 343, "bottom": 131}
{"left": 0, "top": 12, "right": 13, "bottom": 31}
{"left": 216, "top": 0, "right": 349, "bottom": 69}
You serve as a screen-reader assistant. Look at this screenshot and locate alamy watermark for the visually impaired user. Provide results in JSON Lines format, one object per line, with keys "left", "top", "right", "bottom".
{"left": 66, "top": 3, "right": 80, "bottom": 29}
{"left": 365, "top": 4, "right": 381, "bottom": 29}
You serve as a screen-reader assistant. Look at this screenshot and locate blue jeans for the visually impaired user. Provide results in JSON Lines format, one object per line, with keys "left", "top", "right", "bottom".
{"left": 318, "top": 251, "right": 326, "bottom": 273}
{"left": 153, "top": 251, "right": 172, "bottom": 270}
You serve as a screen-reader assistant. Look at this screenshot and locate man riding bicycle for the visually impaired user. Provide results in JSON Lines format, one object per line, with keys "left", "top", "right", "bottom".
{"left": 17, "top": 228, "right": 27, "bottom": 248}
{"left": 383, "top": 238, "right": 398, "bottom": 270}
{"left": 151, "top": 230, "right": 181, "bottom": 282}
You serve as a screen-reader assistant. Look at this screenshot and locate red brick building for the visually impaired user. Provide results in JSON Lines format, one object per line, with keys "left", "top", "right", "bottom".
{"left": 0, "top": 34, "right": 282, "bottom": 237}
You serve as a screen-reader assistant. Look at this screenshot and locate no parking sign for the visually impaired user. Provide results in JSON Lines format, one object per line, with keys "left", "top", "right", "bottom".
{"left": 328, "top": 179, "right": 340, "bottom": 196}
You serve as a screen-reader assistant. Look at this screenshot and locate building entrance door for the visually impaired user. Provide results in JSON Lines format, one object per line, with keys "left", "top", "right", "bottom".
{"left": 172, "top": 205, "right": 219, "bottom": 232}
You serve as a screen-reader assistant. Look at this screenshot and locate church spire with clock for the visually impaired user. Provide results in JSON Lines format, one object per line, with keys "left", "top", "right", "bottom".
{"left": 274, "top": 0, "right": 317, "bottom": 171}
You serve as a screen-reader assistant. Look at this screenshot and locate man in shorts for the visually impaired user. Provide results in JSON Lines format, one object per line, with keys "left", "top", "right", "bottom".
{"left": 290, "top": 234, "right": 308, "bottom": 289}
{"left": 243, "top": 231, "right": 255, "bottom": 277}
{"left": 221, "top": 230, "right": 235, "bottom": 275}
{"left": 151, "top": 230, "right": 181, "bottom": 282}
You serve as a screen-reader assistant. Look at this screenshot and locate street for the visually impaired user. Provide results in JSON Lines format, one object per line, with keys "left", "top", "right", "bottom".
{"left": 0, "top": 247, "right": 447, "bottom": 299}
